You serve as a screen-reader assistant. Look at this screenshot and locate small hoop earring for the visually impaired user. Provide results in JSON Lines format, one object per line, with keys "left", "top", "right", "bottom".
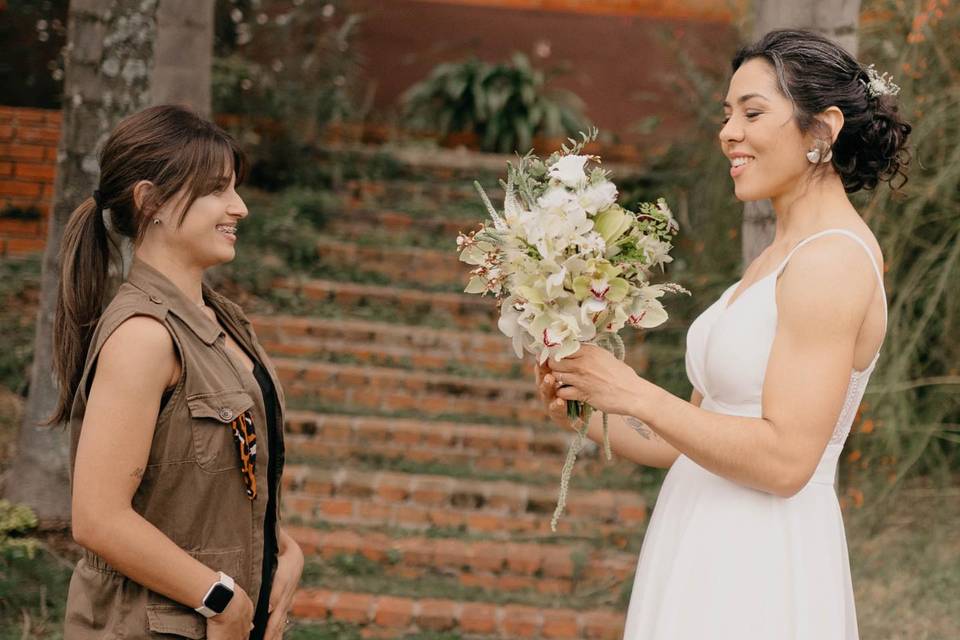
{"left": 152, "top": 218, "right": 161, "bottom": 225}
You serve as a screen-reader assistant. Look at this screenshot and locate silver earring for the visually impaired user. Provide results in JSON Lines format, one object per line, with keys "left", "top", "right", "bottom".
{"left": 152, "top": 218, "right": 161, "bottom": 225}
{"left": 807, "top": 143, "right": 833, "bottom": 165}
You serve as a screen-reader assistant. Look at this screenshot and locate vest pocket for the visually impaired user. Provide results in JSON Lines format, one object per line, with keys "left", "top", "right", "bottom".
{"left": 146, "top": 546, "right": 244, "bottom": 639}
{"left": 187, "top": 389, "right": 255, "bottom": 473}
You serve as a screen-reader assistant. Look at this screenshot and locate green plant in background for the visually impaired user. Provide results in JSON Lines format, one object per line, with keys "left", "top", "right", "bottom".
{"left": 845, "top": 0, "right": 960, "bottom": 510}
{"left": 212, "top": 0, "right": 366, "bottom": 190}
{"left": 0, "top": 255, "right": 41, "bottom": 395}
{"left": 620, "top": 2, "right": 960, "bottom": 511}
{"left": 613, "top": 1, "right": 960, "bottom": 510}
{"left": 401, "top": 52, "right": 590, "bottom": 154}
{"left": 212, "top": 187, "right": 339, "bottom": 296}
{"left": 0, "top": 500, "right": 38, "bottom": 558}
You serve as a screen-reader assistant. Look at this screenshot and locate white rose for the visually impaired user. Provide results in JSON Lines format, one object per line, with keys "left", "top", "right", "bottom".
{"left": 548, "top": 155, "right": 590, "bottom": 189}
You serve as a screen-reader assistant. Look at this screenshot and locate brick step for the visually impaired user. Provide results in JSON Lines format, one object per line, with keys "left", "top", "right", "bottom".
{"left": 284, "top": 411, "right": 639, "bottom": 478}
{"left": 325, "top": 209, "right": 473, "bottom": 247}
{"left": 315, "top": 237, "right": 470, "bottom": 289}
{"left": 273, "top": 277, "right": 496, "bottom": 331}
{"left": 263, "top": 335, "right": 524, "bottom": 379}
{"left": 343, "top": 177, "right": 502, "bottom": 215}
{"left": 289, "top": 525, "right": 636, "bottom": 597}
{"left": 281, "top": 465, "right": 647, "bottom": 536}
{"left": 0, "top": 236, "right": 45, "bottom": 255}
{"left": 314, "top": 143, "right": 513, "bottom": 183}
{"left": 290, "top": 588, "right": 624, "bottom": 639}
{"left": 274, "top": 358, "right": 542, "bottom": 423}
{"left": 252, "top": 315, "right": 524, "bottom": 377}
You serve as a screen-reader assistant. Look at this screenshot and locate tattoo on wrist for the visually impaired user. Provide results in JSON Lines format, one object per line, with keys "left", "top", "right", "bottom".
{"left": 626, "top": 417, "right": 661, "bottom": 440}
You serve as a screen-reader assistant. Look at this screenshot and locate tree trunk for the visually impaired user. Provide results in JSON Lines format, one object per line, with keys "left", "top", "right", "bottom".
{"left": 741, "top": 0, "right": 860, "bottom": 268}
{"left": 152, "top": 0, "right": 214, "bottom": 117}
{"left": 6, "top": 0, "right": 213, "bottom": 528}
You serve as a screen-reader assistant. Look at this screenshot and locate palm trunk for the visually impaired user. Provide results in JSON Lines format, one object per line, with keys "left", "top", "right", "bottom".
{"left": 5, "top": 0, "right": 213, "bottom": 528}
{"left": 742, "top": 0, "right": 860, "bottom": 268}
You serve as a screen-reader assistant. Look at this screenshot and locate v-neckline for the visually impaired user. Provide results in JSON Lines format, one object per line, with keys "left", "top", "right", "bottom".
{"left": 722, "top": 269, "right": 780, "bottom": 312}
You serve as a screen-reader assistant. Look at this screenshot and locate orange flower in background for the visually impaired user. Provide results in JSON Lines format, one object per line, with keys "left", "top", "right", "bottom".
{"left": 848, "top": 487, "right": 865, "bottom": 508}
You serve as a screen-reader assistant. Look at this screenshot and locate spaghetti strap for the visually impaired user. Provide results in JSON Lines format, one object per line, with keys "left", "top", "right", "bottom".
{"left": 774, "top": 228, "right": 887, "bottom": 323}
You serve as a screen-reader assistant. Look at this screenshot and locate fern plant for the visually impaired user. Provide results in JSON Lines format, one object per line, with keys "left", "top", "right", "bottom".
{"left": 401, "top": 52, "right": 590, "bottom": 154}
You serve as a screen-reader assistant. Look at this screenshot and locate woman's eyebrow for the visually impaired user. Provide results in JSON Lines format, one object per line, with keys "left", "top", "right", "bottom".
{"left": 722, "top": 92, "right": 770, "bottom": 108}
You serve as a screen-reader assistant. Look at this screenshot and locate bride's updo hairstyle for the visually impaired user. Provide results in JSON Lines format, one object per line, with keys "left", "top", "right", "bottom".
{"left": 732, "top": 29, "right": 911, "bottom": 192}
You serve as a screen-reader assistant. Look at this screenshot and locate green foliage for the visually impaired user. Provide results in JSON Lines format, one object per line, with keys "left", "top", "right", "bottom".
{"left": 845, "top": 0, "right": 960, "bottom": 504}
{"left": 216, "top": 187, "right": 339, "bottom": 294}
{"left": 212, "top": 1, "right": 365, "bottom": 190}
{"left": 0, "top": 544, "right": 72, "bottom": 640}
{"left": 0, "top": 501, "right": 38, "bottom": 558}
{"left": 626, "top": 5, "right": 960, "bottom": 505}
{"left": 0, "top": 503, "right": 70, "bottom": 639}
{"left": 401, "top": 53, "right": 590, "bottom": 154}
{"left": 0, "top": 255, "right": 41, "bottom": 394}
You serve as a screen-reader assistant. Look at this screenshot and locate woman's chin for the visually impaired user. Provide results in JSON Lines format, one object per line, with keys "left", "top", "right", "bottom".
{"left": 733, "top": 184, "right": 770, "bottom": 203}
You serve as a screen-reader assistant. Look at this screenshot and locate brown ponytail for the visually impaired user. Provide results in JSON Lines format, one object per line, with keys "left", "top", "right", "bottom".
{"left": 48, "top": 104, "right": 247, "bottom": 424}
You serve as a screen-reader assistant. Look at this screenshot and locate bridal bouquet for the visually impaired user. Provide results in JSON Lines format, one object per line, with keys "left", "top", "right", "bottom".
{"left": 456, "top": 129, "right": 688, "bottom": 530}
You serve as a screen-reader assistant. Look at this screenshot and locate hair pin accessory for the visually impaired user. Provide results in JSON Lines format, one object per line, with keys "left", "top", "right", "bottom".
{"left": 862, "top": 64, "right": 901, "bottom": 98}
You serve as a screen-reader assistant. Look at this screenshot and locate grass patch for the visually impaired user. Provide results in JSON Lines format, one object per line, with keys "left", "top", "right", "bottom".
{"left": 285, "top": 450, "right": 666, "bottom": 496}
{"left": 0, "top": 539, "right": 74, "bottom": 640}
{"left": 0, "top": 256, "right": 41, "bottom": 395}
{"left": 283, "top": 400, "right": 546, "bottom": 428}
{"left": 232, "top": 289, "right": 494, "bottom": 334}
{"left": 272, "top": 347, "right": 523, "bottom": 381}
{"left": 289, "top": 620, "right": 462, "bottom": 640}
{"left": 849, "top": 484, "right": 960, "bottom": 639}
{"left": 299, "top": 555, "right": 628, "bottom": 611}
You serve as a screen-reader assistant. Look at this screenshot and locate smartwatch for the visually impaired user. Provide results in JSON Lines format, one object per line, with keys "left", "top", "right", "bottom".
{"left": 195, "top": 572, "right": 235, "bottom": 618}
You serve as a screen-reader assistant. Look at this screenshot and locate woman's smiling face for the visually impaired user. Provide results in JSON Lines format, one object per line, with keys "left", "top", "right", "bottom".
{"left": 719, "top": 58, "right": 812, "bottom": 203}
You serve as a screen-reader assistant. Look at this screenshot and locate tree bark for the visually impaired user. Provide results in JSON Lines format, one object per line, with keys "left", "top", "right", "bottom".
{"left": 6, "top": 0, "right": 213, "bottom": 528}
{"left": 741, "top": 0, "right": 860, "bottom": 269}
{"left": 152, "top": 0, "right": 214, "bottom": 117}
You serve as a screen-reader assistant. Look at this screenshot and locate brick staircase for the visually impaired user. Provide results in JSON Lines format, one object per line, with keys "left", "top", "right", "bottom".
{"left": 250, "top": 146, "right": 656, "bottom": 639}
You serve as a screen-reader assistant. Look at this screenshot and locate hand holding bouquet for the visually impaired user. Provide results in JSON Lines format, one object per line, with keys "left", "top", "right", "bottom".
{"left": 457, "top": 129, "right": 688, "bottom": 529}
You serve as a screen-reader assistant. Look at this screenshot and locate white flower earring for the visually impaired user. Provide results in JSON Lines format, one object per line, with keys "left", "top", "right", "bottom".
{"left": 806, "top": 142, "right": 833, "bottom": 165}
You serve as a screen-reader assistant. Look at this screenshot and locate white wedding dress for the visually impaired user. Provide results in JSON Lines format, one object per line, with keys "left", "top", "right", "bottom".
{"left": 622, "top": 229, "right": 886, "bottom": 640}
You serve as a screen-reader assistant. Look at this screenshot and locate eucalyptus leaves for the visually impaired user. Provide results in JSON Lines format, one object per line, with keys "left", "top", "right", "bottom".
{"left": 456, "top": 129, "right": 688, "bottom": 530}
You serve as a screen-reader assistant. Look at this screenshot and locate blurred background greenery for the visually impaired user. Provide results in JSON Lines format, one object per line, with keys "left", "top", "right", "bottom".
{"left": 0, "top": 0, "right": 956, "bottom": 637}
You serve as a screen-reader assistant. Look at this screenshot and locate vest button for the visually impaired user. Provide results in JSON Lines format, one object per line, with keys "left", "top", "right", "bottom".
{"left": 218, "top": 408, "right": 234, "bottom": 421}
{"left": 149, "top": 295, "right": 162, "bottom": 304}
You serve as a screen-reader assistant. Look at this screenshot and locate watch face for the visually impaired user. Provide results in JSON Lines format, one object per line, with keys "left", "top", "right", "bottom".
{"left": 206, "top": 583, "right": 234, "bottom": 613}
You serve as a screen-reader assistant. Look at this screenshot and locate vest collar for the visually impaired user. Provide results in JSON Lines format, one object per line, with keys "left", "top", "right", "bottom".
{"left": 126, "top": 257, "right": 223, "bottom": 346}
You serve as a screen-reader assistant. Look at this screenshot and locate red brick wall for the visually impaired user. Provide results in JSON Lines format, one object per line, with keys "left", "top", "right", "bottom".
{"left": 0, "top": 106, "right": 60, "bottom": 255}
{"left": 352, "top": 0, "right": 740, "bottom": 146}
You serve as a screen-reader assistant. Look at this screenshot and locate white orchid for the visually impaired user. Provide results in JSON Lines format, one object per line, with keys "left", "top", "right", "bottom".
{"left": 625, "top": 285, "right": 670, "bottom": 328}
{"left": 459, "top": 129, "right": 689, "bottom": 532}
{"left": 578, "top": 180, "right": 618, "bottom": 215}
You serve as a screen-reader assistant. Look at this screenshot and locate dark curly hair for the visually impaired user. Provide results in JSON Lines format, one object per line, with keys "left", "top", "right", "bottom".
{"left": 732, "top": 29, "right": 911, "bottom": 193}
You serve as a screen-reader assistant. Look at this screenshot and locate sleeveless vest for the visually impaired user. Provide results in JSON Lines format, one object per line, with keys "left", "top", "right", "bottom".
{"left": 63, "top": 258, "right": 285, "bottom": 639}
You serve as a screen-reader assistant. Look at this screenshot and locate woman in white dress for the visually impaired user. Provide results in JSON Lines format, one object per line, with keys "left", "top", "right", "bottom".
{"left": 536, "top": 30, "right": 911, "bottom": 639}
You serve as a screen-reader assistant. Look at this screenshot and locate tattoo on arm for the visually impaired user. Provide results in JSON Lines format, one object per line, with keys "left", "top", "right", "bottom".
{"left": 625, "top": 417, "right": 661, "bottom": 441}
{"left": 131, "top": 467, "right": 145, "bottom": 480}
